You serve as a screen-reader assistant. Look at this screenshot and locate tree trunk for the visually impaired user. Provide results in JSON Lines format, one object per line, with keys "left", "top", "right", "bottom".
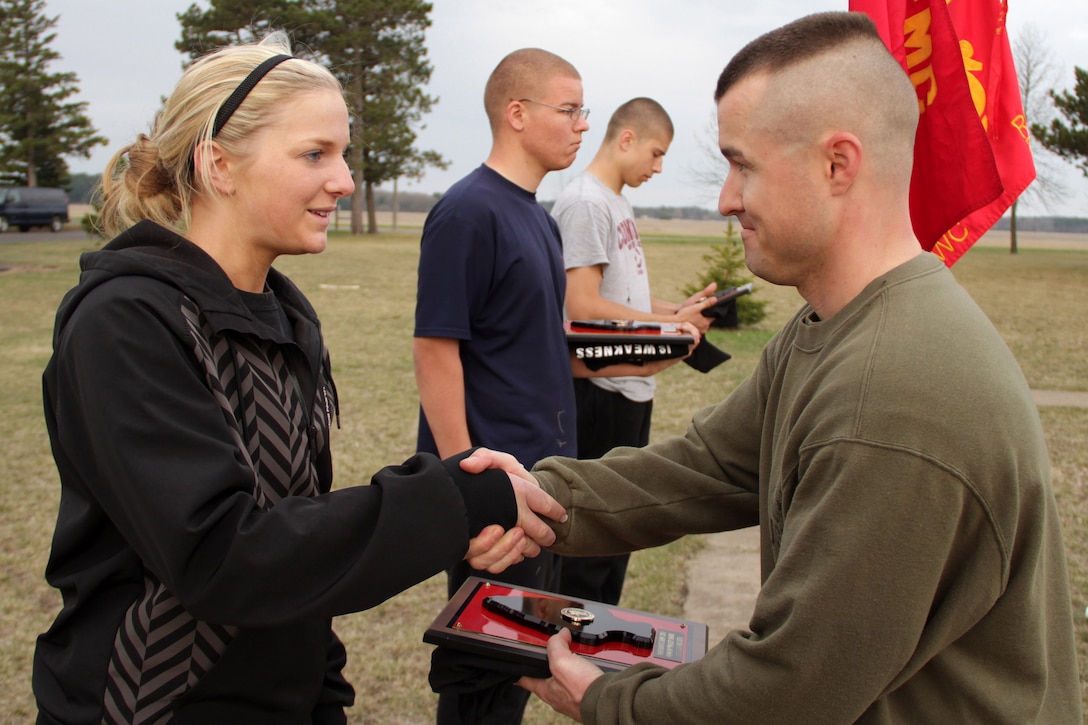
{"left": 392, "top": 177, "right": 399, "bottom": 232}
{"left": 350, "top": 57, "right": 366, "bottom": 236}
{"left": 365, "top": 181, "right": 378, "bottom": 234}
{"left": 350, "top": 171, "right": 364, "bottom": 235}
{"left": 27, "top": 142, "right": 37, "bottom": 187}
{"left": 1009, "top": 199, "right": 1019, "bottom": 255}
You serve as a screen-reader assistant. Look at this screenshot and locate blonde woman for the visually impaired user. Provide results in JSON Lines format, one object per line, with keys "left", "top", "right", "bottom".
{"left": 35, "top": 34, "right": 564, "bottom": 724}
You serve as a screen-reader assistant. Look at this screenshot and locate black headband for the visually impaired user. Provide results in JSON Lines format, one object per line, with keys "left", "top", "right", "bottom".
{"left": 212, "top": 54, "right": 292, "bottom": 137}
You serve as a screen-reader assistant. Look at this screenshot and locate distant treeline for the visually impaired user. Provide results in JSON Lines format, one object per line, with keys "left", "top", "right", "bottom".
{"left": 540, "top": 201, "right": 721, "bottom": 221}
{"left": 64, "top": 175, "right": 715, "bottom": 220}
{"left": 992, "top": 216, "right": 1088, "bottom": 234}
{"left": 66, "top": 173, "right": 99, "bottom": 203}
{"left": 58, "top": 174, "right": 1088, "bottom": 232}
{"left": 64, "top": 173, "right": 445, "bottom": 213}
{"left": 631, "top": 206, "right": 723, "bottom": 220}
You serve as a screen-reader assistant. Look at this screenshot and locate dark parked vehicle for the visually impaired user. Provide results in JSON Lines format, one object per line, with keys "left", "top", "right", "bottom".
{"left": 0, "top": 187, "right": 70, "bottom": 233}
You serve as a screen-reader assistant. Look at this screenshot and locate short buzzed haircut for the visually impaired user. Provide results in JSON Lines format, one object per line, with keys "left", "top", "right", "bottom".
{"left": 484, "top": 48, "right": 581, "bottom": 132}
{"left": 714, "top": 11, "right": 918, "bottom": 181}
{"left": 715, "top": 12, "right": 886, "bottom": 101}
{"left": 604, "top": 97, "right": 674, "bottom": 143}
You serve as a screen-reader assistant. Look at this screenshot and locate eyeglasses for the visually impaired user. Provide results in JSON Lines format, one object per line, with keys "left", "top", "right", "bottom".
{"left": 518, "top": 98, "right": 590, "bottom": 123}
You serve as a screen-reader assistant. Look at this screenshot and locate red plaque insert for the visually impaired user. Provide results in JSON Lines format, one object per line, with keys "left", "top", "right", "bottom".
{"left": 424, "top": 576, "right": 708, "bottom": 676}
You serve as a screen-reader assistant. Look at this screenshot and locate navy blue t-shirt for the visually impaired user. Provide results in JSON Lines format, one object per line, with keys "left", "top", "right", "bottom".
{"left": 414, "top": 165, "right": 576, "bottom": 466}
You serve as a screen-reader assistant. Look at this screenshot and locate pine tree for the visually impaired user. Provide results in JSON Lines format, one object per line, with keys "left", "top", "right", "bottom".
{"left": 310, "top": 0, "right": 448, "bottom": 234}
{"left": 175, "top": 0, "right": 307, "bottom": 58}
{"left": 682, "top": 219, "right": 768, "bottom": 327}
{"left": 1032, "top": 66, "right": 1088, "bottom": 179}
{"left": 177, "top": 0, "right": 448, "bottom": 234}
{"left": 0, "top": 0, "right": 106, "bottom": 188}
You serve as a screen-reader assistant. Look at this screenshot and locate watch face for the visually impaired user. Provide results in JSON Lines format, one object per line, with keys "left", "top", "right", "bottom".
{"left": 560, "top": 606, "right": 595, "bottom": 624}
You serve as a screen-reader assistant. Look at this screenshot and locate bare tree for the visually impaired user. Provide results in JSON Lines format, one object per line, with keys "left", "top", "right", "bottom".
{"left": 685, "top": 112, "right": 728, "bottom": 207}
{"left": 1011, "top": 23, "right": 1068, "bottom": 252}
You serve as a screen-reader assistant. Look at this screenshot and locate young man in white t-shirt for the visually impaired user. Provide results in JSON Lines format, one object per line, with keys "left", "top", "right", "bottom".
{"left": 551, "top": 98, "right": 716, "bottom": 604}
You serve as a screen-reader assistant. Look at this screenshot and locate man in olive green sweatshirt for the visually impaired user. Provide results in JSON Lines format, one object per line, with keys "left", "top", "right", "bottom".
{"left": 462, "top": 10, "right": 1083, "bottom": 724}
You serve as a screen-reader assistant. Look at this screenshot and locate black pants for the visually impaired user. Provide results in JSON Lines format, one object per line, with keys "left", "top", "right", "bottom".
{"left": 558, "top": 378, "right": 653, "bottom": 606}
{"left": 434, "top": 552, "right": 559, "bottom": 724}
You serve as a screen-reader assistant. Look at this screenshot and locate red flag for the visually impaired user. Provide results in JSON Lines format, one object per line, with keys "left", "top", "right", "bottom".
{"left": 849, "top": 0, "right": 1035, "bottom": 265}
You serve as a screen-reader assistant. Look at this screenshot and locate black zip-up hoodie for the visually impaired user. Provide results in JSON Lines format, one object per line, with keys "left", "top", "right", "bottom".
{"left": 35, "top": 221, "right": 514, "bottom": 724}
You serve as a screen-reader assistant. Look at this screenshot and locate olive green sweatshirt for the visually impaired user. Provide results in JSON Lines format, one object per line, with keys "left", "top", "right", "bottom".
{"left": 534, "top": 253, "right": 1082, "bottom": 724}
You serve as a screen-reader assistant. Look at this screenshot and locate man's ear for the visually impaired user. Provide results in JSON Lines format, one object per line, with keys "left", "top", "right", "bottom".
{"left": 618, "top": 129, "right": 636, "bottom": 151}
{"left": 506, "top": 100, "right": 527, "bottom": 132}
{"left": 825, "top": 131, "right": 861, "bottom": 195}
{"left": 193, "top": 139, "right": 235, "bottom": 196}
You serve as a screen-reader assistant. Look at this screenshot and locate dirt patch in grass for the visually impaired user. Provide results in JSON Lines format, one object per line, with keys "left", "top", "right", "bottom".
{"left": 0, "top": 265, "right": 59, "bottom": 275}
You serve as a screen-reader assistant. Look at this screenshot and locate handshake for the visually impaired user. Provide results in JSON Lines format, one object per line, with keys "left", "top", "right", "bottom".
{"left": 458, "top": 449, "right": 563, "bottom": 574}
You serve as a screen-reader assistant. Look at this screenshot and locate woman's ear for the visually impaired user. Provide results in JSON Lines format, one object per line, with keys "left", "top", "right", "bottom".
{"left": 193, "top": 139, "right": 236, "bottom": 196}
{"left": 825, "top": 131, "right": 861, "bottom": 195}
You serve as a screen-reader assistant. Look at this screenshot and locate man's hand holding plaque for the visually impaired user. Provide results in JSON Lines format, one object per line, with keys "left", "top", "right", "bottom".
{"left": 518, "top": 628, "right": 603, "bottom": 723}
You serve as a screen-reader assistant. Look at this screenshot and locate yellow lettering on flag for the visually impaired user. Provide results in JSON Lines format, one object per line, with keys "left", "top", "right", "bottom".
{"left": 850, "top": 0, "right": 1034, "bottom": 265}
{"left": 960, "top": 40, "right": 988, "bottom": 129}
{"left": 1011, "top": 114, "right": 1030, "bottom": 142}
{"left": 931, "top": 222, "right": 971, "bottom": 263}
{"left": 904, "top": 9, "right": 937, "bottom": 112}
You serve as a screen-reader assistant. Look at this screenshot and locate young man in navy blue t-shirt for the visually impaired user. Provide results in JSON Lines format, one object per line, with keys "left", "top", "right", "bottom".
{"left": 414, "top": 48, "right": 698, "bottom": 725}
{"left": 414, "top": 47, "right": 590, "bottom": 725}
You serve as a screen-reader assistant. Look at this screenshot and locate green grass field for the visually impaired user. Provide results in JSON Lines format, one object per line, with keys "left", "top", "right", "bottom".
{"left": 1, "top": 231, "right": 1085, "bottom": 722}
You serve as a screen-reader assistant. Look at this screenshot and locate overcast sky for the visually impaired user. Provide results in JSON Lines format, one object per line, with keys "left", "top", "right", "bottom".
{"left": 46, "top": 0, "right": 1088, "bottom": 216}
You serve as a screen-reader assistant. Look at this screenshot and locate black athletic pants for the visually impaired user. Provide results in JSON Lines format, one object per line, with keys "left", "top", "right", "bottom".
{"left": 557, "top": 378, "right": 653, "bottom": 606}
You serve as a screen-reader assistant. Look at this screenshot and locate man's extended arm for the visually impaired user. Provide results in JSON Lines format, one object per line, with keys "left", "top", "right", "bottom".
{"left": 413, "top": 336, "right": 473, "bottom": 458}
